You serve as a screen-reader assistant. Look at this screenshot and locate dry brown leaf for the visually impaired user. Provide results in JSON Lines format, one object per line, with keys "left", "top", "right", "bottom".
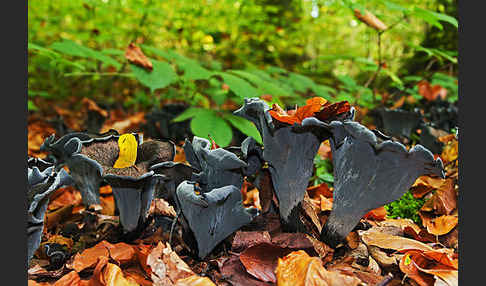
{"left": 317, "top": 141, "right": 332, "bottom": 160}
{"left": 363, "top": 206, "right": 387, "bottom": 221}
{"left": 399, "top": 252, "right": 436, "bottom": 286}
{"left": 231, "top": 231, "right": 271, "bottom": 252}
{"left": 149, "top": 198, "right": 177, "bottom": 217}
{"left": 420, "top": 179, "right": 456, "bottom": 215}
{"left": 100, "top": 111, "right": 146, "bottom": 134}
{"left": 422, "top": 215, "right": 458, "bottom": 236}
{"left": 239, "top": 243, "right": 292, "bottom": 283}
{"left": 46, "top": 205, "right": 74, "bottom": 230}
{"left": 417, "top": 81, "right": 447, "bottom": 101}
{"left": 100, "top": 195, "right": 115, "bottom": 216}
{"left": 147, "top": 242, "right": 195, "bottom": 285}
{"left": 360, "top": 229, "right": 435, "bottom": 252}
{"left": 301, "top": 195, "right": 322, "bottom": 232}
{"left": 28, "top": 118, "right": 56, "bottom": 157}
{"left": 52, "top": 271, "right": 84, "bottom": 286}
{"left": 82, "top": 97, "right": 108, "bottom": 118}
{"left": 354, "top": 9, "right": 387, "bottom": 31}
{"left": 275, "top": 250, "right": 361, "bottom": 286}
{"left": 307, "top": 183, "right": 333, "bottom": 199}
{"left": 175, "top": 275, "right": 216, "bottom": 286}
{"left": 125, "top": 43, "right": 153, "bottom": 70}
{"left": 345, "top": 232, "right": 360, "bottom": 249}
{"left": 70, "top": 241, "right": 136, "bottom": 272}
{"left": 48, "top": 187, "right": 83, "bottom": 211}
{"left": 268, "top": 97, "right": 328, "bottom": 125}
{"left": 220, "top": 255, "right": 273, "bottom": 286}
{"left": 440, "top": 139, "right": 458, "bottom": 164}
{"left": 243, "top": 188, "right": 262, "bottom": 210}
{"left": 90, "top": 257, "right": 139, "bottom": 286}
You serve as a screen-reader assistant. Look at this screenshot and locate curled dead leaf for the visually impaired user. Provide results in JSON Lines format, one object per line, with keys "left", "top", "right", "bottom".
{"left": 354, "top": 9, "right": 387, "bottom": 31}
{"left": 125, "top": 43, "right": 153, "bottom": 70}
{"left": 275, "top": 250, "right": 361, "bottom": 286}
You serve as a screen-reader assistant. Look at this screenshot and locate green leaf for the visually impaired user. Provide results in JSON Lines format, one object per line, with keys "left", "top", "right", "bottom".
{"left": 215, "top": 72, "right": 259, "bottom": 99}
{"left": 50, "top": 40, "right": 121, "bottom": 69}
{"left": 28, "top": 100, "right": 38, "bottom": 111}
{"left": 412, "top": 8, "right": 458, "bottom": 30}
{"left": 287, "top": 72, "right": 316, "bottom": 93}
{"left": 190, "top": 111, "right": 233, "bottom": 147}
{"left": 222, "top": 113, "right": 262, "bottom": 144}
{"left": 139, "top": 45, "right": 174, "bottom": 60}
{"left": 229, "top": 70, "right": 291, "bottom": 98}
{"left": 178, "top": 58, "right": 213, "bottom": 80}
{"left": 130, "top": 60, "right": 177, "bottom": 93}
{"left": 172, "top": 107, "right": 209, "bottom": 122}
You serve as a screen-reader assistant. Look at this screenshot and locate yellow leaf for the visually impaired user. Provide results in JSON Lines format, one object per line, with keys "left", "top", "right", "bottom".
{"left": 113, "top": 134, "right": 138, "bottom": 169}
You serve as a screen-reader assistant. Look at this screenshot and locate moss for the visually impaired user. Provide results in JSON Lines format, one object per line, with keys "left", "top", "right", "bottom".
{"left": 384, "top": 191, "right": 425, "bottom": 225}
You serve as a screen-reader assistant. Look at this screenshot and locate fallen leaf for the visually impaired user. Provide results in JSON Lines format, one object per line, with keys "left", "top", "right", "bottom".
{"left": 417, "top": 81, "right": 447, "bottom": 101}
{"left": 275, "top": 250, "right": 361, "bottom": 286}
{"left": 399, "top": 252, "right": 436, "bottom": 286}
{"left": 82, "top": 98, "right": 108, "bottom": 118}
{"left": 314, "top": 101, "right": 351, "bottom": 122}
{"left": 175, "top": 275, "right": 216, "bottom": 286}
{"left": 243, "top": 188, "right": 262, "bottom": 211}
{"left": 90, "top": 257, "right": 139, "bottom": 286}
{"left": 149, "top": 198, "right": 177, "bottom": 217}
{"left": 354, "top": 9, "right": 387, "bottom": 31}
{"left": 46, "top": 205, "right": 74, "bottom": 230}
{"left": 125, "top": 43, "right": 153, "bottom": 70}
{"left": 146, "top": 242, "right": 195, "bottom": 285}
{"left": 100, "top": 111, "right": 146, "bottom": 134}
{"left": 70, "top": 241, "right": 136, "bottom": 272}
{"left": 48, "top": 187, "right": 83, "bottom": 211}
{"left": 307, "top": 183, "right": 333, "bottom": 199}
{"left": 360, "top": 229, "right": 435, "bottom": 252}
{"left": 363, "top": 206, "right": 387, "bottom": 221}
{"left": 420, "top": 180, "right": 456, "bottom": 215}
{"left": 345, "top": 232, "right": 360, "bottom": 249}
{"left": 422, "top": 215, "right": 458, "bottom": 236}
{"left": 239, "top": 243, "right": 292, "bottom": 283}
{"left": 231, "top": 231, "right": 272, "bottom": 252}
{"left": 113, "top": 134, "right": 138, "bottom": 168}
{"left": 52, "top": 270, "right": 84, "bottom": 286}
{"left": 268, "top": 97, "right": 328, "bottom": 125}
{"left": 220, "top": 255, "right": 274, "bottom": 286}
{"left": 100, "top": 195, "right": 115, "bottom": 216}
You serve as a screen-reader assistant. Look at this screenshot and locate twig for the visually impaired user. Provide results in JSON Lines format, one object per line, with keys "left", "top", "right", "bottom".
{"left": 169, "top": 209, "right": 181, "bottom": 245}
{"left": 376, "top": 273, "right": 394, "bottom": 286}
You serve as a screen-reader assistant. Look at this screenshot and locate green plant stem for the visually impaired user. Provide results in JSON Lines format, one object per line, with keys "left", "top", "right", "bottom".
{"left": 63, "top": 72, "right": 135, "bottom": 77}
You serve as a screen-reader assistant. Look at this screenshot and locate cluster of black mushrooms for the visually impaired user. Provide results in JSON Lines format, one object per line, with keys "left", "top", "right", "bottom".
{"left": 28, "top": 97, "right": 445, "bottom": 264}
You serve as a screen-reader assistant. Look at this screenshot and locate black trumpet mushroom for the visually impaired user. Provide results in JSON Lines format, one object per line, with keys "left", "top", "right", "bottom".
{"left": 149, "top": 161, "right": 197, "bottom": 205}
{"left": 40, "top": 130, "right": 138, "bottom": 206}
{"left": 175, "top": 181, "right": 259, "bottom": 259}
{"left": 183, "top": 136, "right": 248, "bottom": 192}
{"left": 233, "top": 98, "right": 354, "bottom": 232}
{"left": 28, "top": 157, "right": 73, "bottom": 263}
{"left": 41, "top": 131, "right": 176, "bottom": 233}
{"left": 300, "top": 118, "right": 445, "bottom": 248}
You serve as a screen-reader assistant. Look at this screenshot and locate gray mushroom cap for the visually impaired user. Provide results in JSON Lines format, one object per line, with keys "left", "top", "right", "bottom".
{"left": 183, "top": 137, "right": 247, "bottom": 193}
{"left": 27, "top": 160, "right": 73, "bottom": 263}
{"left": 175, "top": 181, "right": 259, "bottom": 259}
{"left": 312, "top": 120, "right": 445, "bottom": 247}
{"left": 233, "top": 98, "right": 355, "bottom": 232}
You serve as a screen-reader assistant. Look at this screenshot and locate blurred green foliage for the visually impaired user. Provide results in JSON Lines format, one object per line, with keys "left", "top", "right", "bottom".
{"left": 28, "top": 0, "right": 458, "bottom": 147}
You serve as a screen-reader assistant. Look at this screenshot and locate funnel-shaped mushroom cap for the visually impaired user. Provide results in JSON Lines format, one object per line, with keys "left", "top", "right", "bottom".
{"left": 149, "top": 161, "right": 197, "bottom": 204}
{"left": 105, "top": 172, "right": 161, "bottom": 233}
{"left": 183, "top": 137, "right": 247, "bottom": 192}
{"left": 176, "top": 181, "right": 259, "bottom": 259}
{"left": 27, "top": 160, "right": 73, "bottom": 263}
{"left": 371, "top": 108, "right": 423, "bottom": 139}
{"left": 233, "top": 98, "right": 354, "bottom": 232}
{"left": 317, "top": 120, "right": 445, "bottom": 247}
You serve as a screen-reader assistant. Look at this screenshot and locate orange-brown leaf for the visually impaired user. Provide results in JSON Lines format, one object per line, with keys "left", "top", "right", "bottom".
{"left": 314, "top": 101, "right": 351, "bottom": 122}
{"left": 354, "top": 9, "right": 387, "bottom": 31}
{"left": 275, "top": 250, "right": 361, "bottom": 286}
{"left": 363, "top": 206, "right": 387, "bottom": 221}
{"left": 125, "top": 43, "right": 153, "bottom": 70}
{"left": 239, "top": 243, "right": 292, "bottom": 283}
